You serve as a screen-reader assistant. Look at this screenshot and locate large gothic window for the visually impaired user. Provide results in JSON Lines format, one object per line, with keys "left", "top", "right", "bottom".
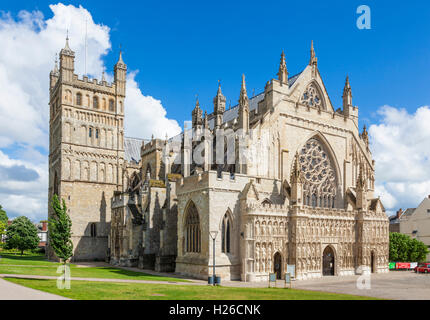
{"left": 221, "top": 213, "right": 231, "bottom": 253}
{"left": 184, "top": 201, "right": 201, "bottom": 253}
{"left": 299, "top": 138, "right": 337, "bottom": 208}
{"left": 301, "top": 83, "right": 324, "bottom": 109}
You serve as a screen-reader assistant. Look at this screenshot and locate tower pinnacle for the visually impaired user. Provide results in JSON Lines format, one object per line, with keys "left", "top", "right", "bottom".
{"left": 239, "top": 74, "right": 248, "bottom": 106}
{"left": 309, "top": 40, "right": 317, "bottom": 67}
{"left": 342, "top": 75, "right": 353, "bottom": 108}
{"left": 277, "top": 50, "right": 289, "bottom": 84}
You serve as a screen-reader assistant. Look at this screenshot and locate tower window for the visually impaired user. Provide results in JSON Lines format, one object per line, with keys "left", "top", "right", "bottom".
{"left": 96, "top": 129, "right": 99, "bottom": 139}
{"left": 76, "top": 93, "right": 82, "bottom": 106}
{"left": 89, "top": 128, "right": 92, "bottom": 138}
{"left": 109, "top": 99, "right": 115, "bottom": 112}
{"left": 93, "top": 96, "right": 99, "bottom": 109}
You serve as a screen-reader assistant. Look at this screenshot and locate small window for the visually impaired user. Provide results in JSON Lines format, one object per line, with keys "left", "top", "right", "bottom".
{"left": 90, "top": 223, "right": 97, "bottom": 238}
{"left": 109, "top": 99, "right": 115, "bottom": 112}
{"left": 96, "top": 129, "right": 99, "bottom": 139}
{"left": 427, "top": 209, "right": 430, "bottom": 214}
{"left": 89, "top": 128, "right": 92, "bottom": 138}
{"left": 93, "top": 96, "right": 99, "bottom": 109}
{"left": 76, "top": 93, "right": 82, "bottom": 106}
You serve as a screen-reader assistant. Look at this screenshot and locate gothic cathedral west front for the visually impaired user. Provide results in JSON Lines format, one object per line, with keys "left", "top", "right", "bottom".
{"left": 49, "top": 39, "right": 389, "bottom": 281}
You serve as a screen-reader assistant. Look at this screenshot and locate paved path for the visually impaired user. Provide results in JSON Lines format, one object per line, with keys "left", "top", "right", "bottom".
{"left": 0, "top": 278, "right": 69, "bottom": 300}
{"left": 279, "top": 272, "right": 430, "bottom": 300}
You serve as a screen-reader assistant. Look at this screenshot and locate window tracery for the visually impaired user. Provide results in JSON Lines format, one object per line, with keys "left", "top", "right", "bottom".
{"left": 299, "top": 138, "right": 337, "bottom": 208}
{"left": 184, "top": 202, "right": 201, "bottom": 253}
{"left": 301, "top": 83, "right": 324, "bottom": 109}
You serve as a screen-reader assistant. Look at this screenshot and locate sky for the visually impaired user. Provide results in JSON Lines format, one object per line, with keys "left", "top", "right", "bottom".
{"left": 0, "top": 0, "right": 430, "bottom": 221}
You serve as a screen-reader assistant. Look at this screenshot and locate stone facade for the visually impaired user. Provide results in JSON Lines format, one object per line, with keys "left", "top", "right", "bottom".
{"left": 47, "top": 39, "right": 134, "bottom": 261}
{"left": 49, "top": 40, "right": 389, "bottom": 279}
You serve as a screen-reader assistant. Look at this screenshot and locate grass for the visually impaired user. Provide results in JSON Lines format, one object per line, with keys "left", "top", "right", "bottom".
{"left": 0, "top": 265, "right": 187, "bottom": 282}
{"left": 0, "top": 251, "right": 62, "bottom": 266}
{"left": 4, "top": 278, "right": 380, "bottom": 300}
{"left": 0, "top": 251, "right": 187, "bottom": 283}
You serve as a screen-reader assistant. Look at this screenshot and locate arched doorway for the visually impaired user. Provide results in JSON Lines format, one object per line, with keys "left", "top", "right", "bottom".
{"left": 370, "top": 251, "right": 375, "bottom": 273}
{"left": 322, "top": 246, "right": 335, "bottom": 276}
{"left": 274, "top": 252, "right": 282, "bottom": 279}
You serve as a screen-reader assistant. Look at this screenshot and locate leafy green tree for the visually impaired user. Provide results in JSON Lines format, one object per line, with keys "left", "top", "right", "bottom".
{"left": 0, "top": 205, "right": 8, "bottom": 225}
{"left": 5, "top": 216, "right": 39, "bottom": 255}
{"left": 0, "top": 220, "right": 6, "bottom": 242}
{"left": 49, "top": 195, "right": 73, "bottom": 264}
{"left": 389, "top": 232, "right": 429, "bottom": 262}
{"left": 0, "top": 205, "right": 8, "bottom": 242}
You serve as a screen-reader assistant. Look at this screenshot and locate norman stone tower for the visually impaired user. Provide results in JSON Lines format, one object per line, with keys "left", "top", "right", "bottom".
{"left": 48, "top": 37, "right": 127, "bottom": 261}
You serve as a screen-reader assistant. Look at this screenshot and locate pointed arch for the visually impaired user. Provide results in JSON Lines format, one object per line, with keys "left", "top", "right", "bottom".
{"left": 294, "top": 131, "right": 341, "bottom": 208}
{"left": 300, "top": 81, "right": 326, "bottom": 110}
{"left": 220, "top": 208, "right": 233, "bottom": 254}
{"left": 262, "top": 198, "right": 272, "bottom": 206}
{"left": 183, "top": 200, "right": 201, "bottom": 253}
{"left": 294, "top": 130, "right": 342, "bottom": 187}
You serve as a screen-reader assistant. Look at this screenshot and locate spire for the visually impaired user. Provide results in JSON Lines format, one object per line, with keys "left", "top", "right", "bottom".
{"left": 102, "top": 71, "right": 106, "bottom": 82}
{"left": 238, "top": 74, "right": 249, "bottom": 133}
{"left": 291, "top": 152, "right": 304, "bottom": 183}
{"left": 277, "top": 50, "right": 288, "bottom": 84}
{"left": 361, "top": 124, "right": 369, "bottom": 146}
{"left": 290, "top": 152, "right": 304, "bottom": 205}
{"left": 114, "top": 46, "right": 127, "bottom": 96}
{"left": 203, "top": 111, "right": 208, "bottom": 129}
{"left": 309, "top": 40, "right": 317, "bottom": 67}
{"left": 213, "top": 80, "right": 226, "bottom": 114}
{"left": 60, "top": 31, "right": 75, "bottom": 57}
{"left": 239, "top": 74, "right": 249, "bottom": 108}
{"left": 357, "top": 163, "right": 366, "bottom": 190}
{"left": 342, "top": 75, "right": 353, "bottom": 108}
{"left": 65, "top": 30, "right": 70, "bottom": 50}
{"left": 216, "top": 80, "right": 224, "bottom": 97}
{"left": 115, "top": 47, "right": 127, "bottom": 70}
{"left": 192, "top": 96, "right": 203, "bottom": 128}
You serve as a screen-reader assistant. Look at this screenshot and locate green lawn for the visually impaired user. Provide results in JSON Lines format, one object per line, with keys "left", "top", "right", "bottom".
{"left": 0, "top": 252, "right": 63, "bottom": 266}
{"left": 0, "top": 265, "right": 187, "bottom": 282}
{"left": 0, "top": 251, "right": 187, "bottom": 283}
{"left": 4, "top": 278, "right": 380, "bottom": 300}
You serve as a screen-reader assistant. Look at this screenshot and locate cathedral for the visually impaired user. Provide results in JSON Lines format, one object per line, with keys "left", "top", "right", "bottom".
{"left": 48, "top": 38, "right": 389, "bottom": 281}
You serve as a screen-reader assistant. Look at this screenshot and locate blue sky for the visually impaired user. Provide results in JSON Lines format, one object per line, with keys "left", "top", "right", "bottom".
{"left": 5, "top": 0, "right": 430, "bottom": 125}
{"left": 1, "top": 1, "right": 430, "bottom": 221}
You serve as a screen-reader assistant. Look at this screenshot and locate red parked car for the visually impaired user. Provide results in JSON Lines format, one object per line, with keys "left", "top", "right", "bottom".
{"left": 415, "top": 263, "right": 430, "bottom": 273}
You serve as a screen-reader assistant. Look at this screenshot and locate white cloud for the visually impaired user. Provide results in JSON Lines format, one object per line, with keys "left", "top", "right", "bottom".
{"left": 125, "top": 72, "right": 181, "bottom": 138}
{"left": 370, "top": 105, "right": 430, "bottom": 213}
{"left": 0, "top": 3, "right": 181, "bottom": 221}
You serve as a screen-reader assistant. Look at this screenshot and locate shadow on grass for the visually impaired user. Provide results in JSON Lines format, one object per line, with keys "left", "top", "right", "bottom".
{"left": 0, "top": 253, "right": 46, "bottom": 262}
{"left": 79, "top": 267, "right": 188, "bottom": 282}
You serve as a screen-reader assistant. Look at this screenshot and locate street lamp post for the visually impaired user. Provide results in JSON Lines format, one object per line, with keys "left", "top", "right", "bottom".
{"left": 209, "top": 231, "right": 218, "bottom": 286}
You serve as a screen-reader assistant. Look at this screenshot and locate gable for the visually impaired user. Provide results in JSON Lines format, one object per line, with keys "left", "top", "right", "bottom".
{"left": 289, "top": 65, "right": 335, "bottom": 112}
{"left": 408, "top": 197, "right": 430, "bottom": 220}
{"left": 240, "top": 180, "right": 260, "bottom": 201}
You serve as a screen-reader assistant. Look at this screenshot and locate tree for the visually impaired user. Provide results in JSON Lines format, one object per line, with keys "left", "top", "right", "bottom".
{"left": 0, "top": 206, "right": 8, "bottom": 241}
{"left": 0, "top": 221, "right": 6, "bottom": 241}
{"left": 389, "top": 232, "right": 429, "bottom": 262}
{"left": 5, "top": 216, "right": 39, "bottom": 255}
{"left": 0, "top": 205, "right": 8, "bottom": 225}
{"left": 49, "top": 195, "right": 73, "bottom": 263}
